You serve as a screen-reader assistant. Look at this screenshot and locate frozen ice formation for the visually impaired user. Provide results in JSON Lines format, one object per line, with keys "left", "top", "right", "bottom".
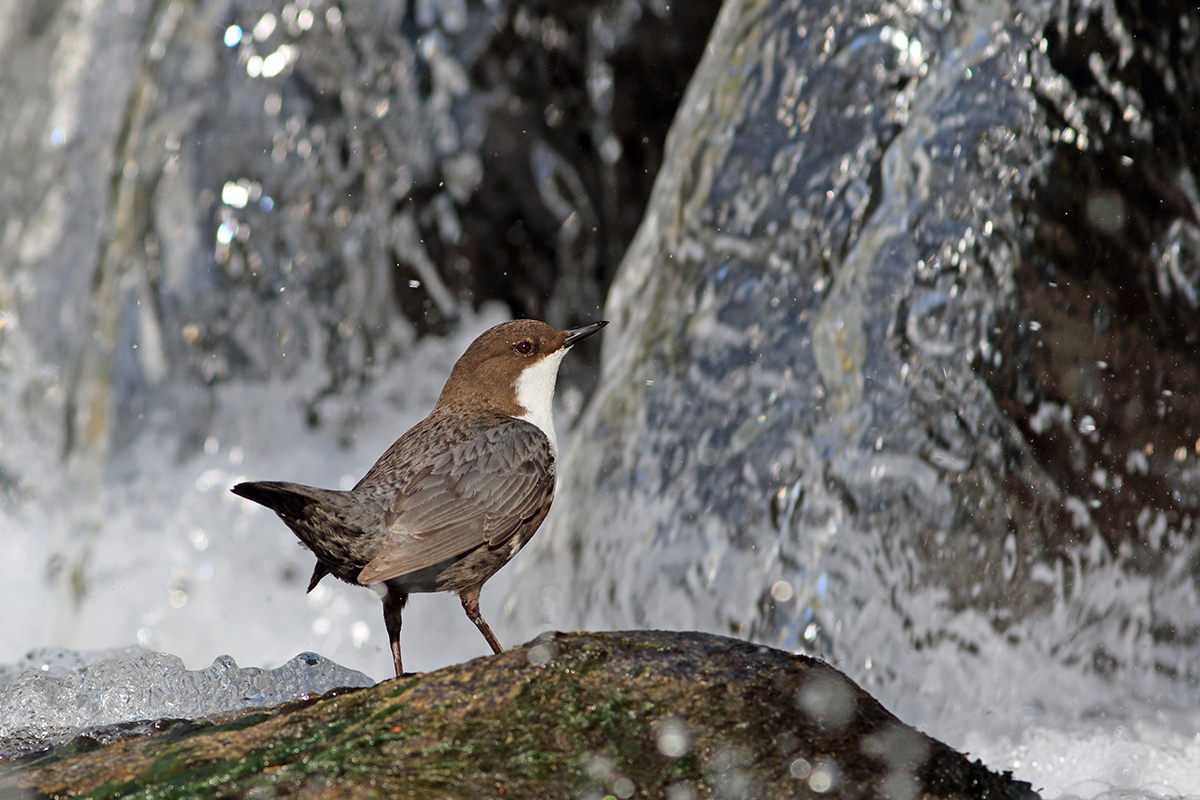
{"left": 0, "top": 646, "right": 373, "bottom": 758}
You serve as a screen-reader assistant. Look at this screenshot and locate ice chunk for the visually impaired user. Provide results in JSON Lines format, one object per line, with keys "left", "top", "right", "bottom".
{"left": 0, "top": 646, "right": 373, "bottom": 758}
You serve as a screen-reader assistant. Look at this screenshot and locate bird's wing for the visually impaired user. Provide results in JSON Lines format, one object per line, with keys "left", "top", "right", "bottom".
{"left": 357, "top": 420, "right": 554, "bottom": 585}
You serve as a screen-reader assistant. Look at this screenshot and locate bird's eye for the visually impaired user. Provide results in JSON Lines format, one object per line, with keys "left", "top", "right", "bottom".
{"left": 515, "top": 340, "right": 533, "bottom": 355}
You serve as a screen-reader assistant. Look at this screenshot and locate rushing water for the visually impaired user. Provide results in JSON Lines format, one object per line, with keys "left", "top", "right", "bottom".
{"left": 3, "top": 0, "right": 1200, "bottom": 796}
{"left": 0, "top": 307, "right": 1197, "bottom": 795}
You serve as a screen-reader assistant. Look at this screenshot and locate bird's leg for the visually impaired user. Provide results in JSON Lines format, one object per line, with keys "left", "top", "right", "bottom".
{"left": 382, "top": 583, "right": 409, "bottom": 677}
{"left": 459, "top": 587, "right": 503, "bottom": 654}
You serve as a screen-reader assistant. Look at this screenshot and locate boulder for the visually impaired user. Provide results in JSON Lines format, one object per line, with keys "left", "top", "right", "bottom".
{"left": 1, "top": 631, "right": 1037, "bottom": 800}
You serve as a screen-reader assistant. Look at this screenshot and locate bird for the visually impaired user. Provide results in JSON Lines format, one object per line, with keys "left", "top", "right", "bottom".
{"left": 232, "top": 318, "right": 607, "bottom": 677}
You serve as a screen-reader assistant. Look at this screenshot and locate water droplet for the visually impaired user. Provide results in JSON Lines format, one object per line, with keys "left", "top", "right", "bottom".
{"left": 808, "top": 763, "right": 836, "bottom": 793}
{"left": 652, "top": 716, "right": 690, "bottom": 758}
{"left": 528, "top": 643, "right": 554, "bottom": 666}
{"left": 252, "top": 13, "right": 277, "bottom": 41}
{"left": 770, "top": 580, "right": 794, "bottom": 603}
{"left": 189, "top": 528, "right": 209, "bottom": 551}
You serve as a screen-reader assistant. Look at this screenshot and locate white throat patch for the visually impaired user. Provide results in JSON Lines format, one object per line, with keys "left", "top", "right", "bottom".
{"left": 513, "top": 347, "right": 569, "bottom": 455}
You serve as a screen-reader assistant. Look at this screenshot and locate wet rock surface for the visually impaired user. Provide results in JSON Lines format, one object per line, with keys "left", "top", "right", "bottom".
{"left": 0, "top": 631, "right": 1037, "bottom": 800}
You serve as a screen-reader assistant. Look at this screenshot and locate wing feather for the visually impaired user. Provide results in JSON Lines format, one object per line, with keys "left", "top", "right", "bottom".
{"left": 358, "top": 420, "right": 554, "bottom": 585}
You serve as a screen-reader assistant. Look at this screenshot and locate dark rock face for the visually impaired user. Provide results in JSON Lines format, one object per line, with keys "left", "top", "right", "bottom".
{"left": 0, "top": 631, "right": 1037, "bottom": 800}
{"left": 987, "top": 0, "right": 1200, "bottom": 680}
{"left": 505, "top": 0, "right": 1200, "bottom": 733}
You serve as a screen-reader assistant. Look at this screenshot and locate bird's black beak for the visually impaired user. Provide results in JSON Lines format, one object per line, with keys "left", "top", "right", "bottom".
{"left": 563, "top": 320, "right": 608, "bottom": 348}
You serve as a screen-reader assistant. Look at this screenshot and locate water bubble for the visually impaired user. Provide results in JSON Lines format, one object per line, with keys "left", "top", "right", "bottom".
{"left": 528, "top": 643, "right": 554, "bottom": 666}
{"left": 652, "top": 715, "right": 690, "bottom": 758}
{"left": 189, "top": 528, "right": 209, "bottom": 551}
{"left": 260, "top": 46, "right": 293, "bottom": 78}
{"left": 1086, "top": 191, "right": 1126, "bottom": 235}
{"left": 880, "top": 771, "right": 920, "bottom": 800}
{"left": 796, "top": 674, "right": 856, "bottom": 732}
{"left": 612, "top": 777, "right": 634, "bottom": 798}
{"left": 195, "top": 469, "right": 226, "bottom": 492}
{"left": 351, "top": 621, "right": 370, "bottom": 648}
{"left": 808, "top": 762, "right": 837, "bottom": 793}
{"left": 664, "top": 783, "right": 696, "bottom": 800}
{"left": 771, "top": 580, "right": 794, "bottom": 603}
{"left": 252, "top": 13, "right": 277, "bottom": 41}
{"left": 586, "top": 752, "right": 616, "bottom": 782}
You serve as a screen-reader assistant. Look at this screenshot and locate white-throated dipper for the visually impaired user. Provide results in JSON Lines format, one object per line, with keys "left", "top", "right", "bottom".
{"left": 232, "top": 318, "right": 607, "bottom": 677}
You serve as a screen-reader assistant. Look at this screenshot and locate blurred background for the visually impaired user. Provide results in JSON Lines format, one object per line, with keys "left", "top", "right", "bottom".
{"left": 2, "top": 0, "right": 1200, "bottom": 794}
{"left": 0, "top": 0, "right": 718, "bottom": 676}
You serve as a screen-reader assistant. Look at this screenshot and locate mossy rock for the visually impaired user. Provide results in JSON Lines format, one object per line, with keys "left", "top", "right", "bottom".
{"left": 1, "top": 631, "right": 1037, "bottom": 799}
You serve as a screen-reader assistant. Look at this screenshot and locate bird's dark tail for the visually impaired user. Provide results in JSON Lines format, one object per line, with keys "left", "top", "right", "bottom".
{"left": 307, "top": 562, "right": 331, "bottom": 592}
{"left": 233, "top": 481, "right": 356, "bottom": 592}
{"left": 230, "top": 480, "right": 342, "bottom": 520}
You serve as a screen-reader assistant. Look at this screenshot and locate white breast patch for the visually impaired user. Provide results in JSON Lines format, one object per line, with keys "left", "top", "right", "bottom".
{"left": 513, "top": 347, "right": 569, "bottom": 456}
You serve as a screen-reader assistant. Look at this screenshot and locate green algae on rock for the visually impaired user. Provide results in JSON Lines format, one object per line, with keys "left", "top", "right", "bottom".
{"left": 1, "top": 631, "right": 1038, "bottom": 800}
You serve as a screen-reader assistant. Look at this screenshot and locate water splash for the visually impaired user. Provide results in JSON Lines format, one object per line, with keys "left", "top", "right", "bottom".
{"left": 0, "top": 646, "right": 373, "bottom": 759}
